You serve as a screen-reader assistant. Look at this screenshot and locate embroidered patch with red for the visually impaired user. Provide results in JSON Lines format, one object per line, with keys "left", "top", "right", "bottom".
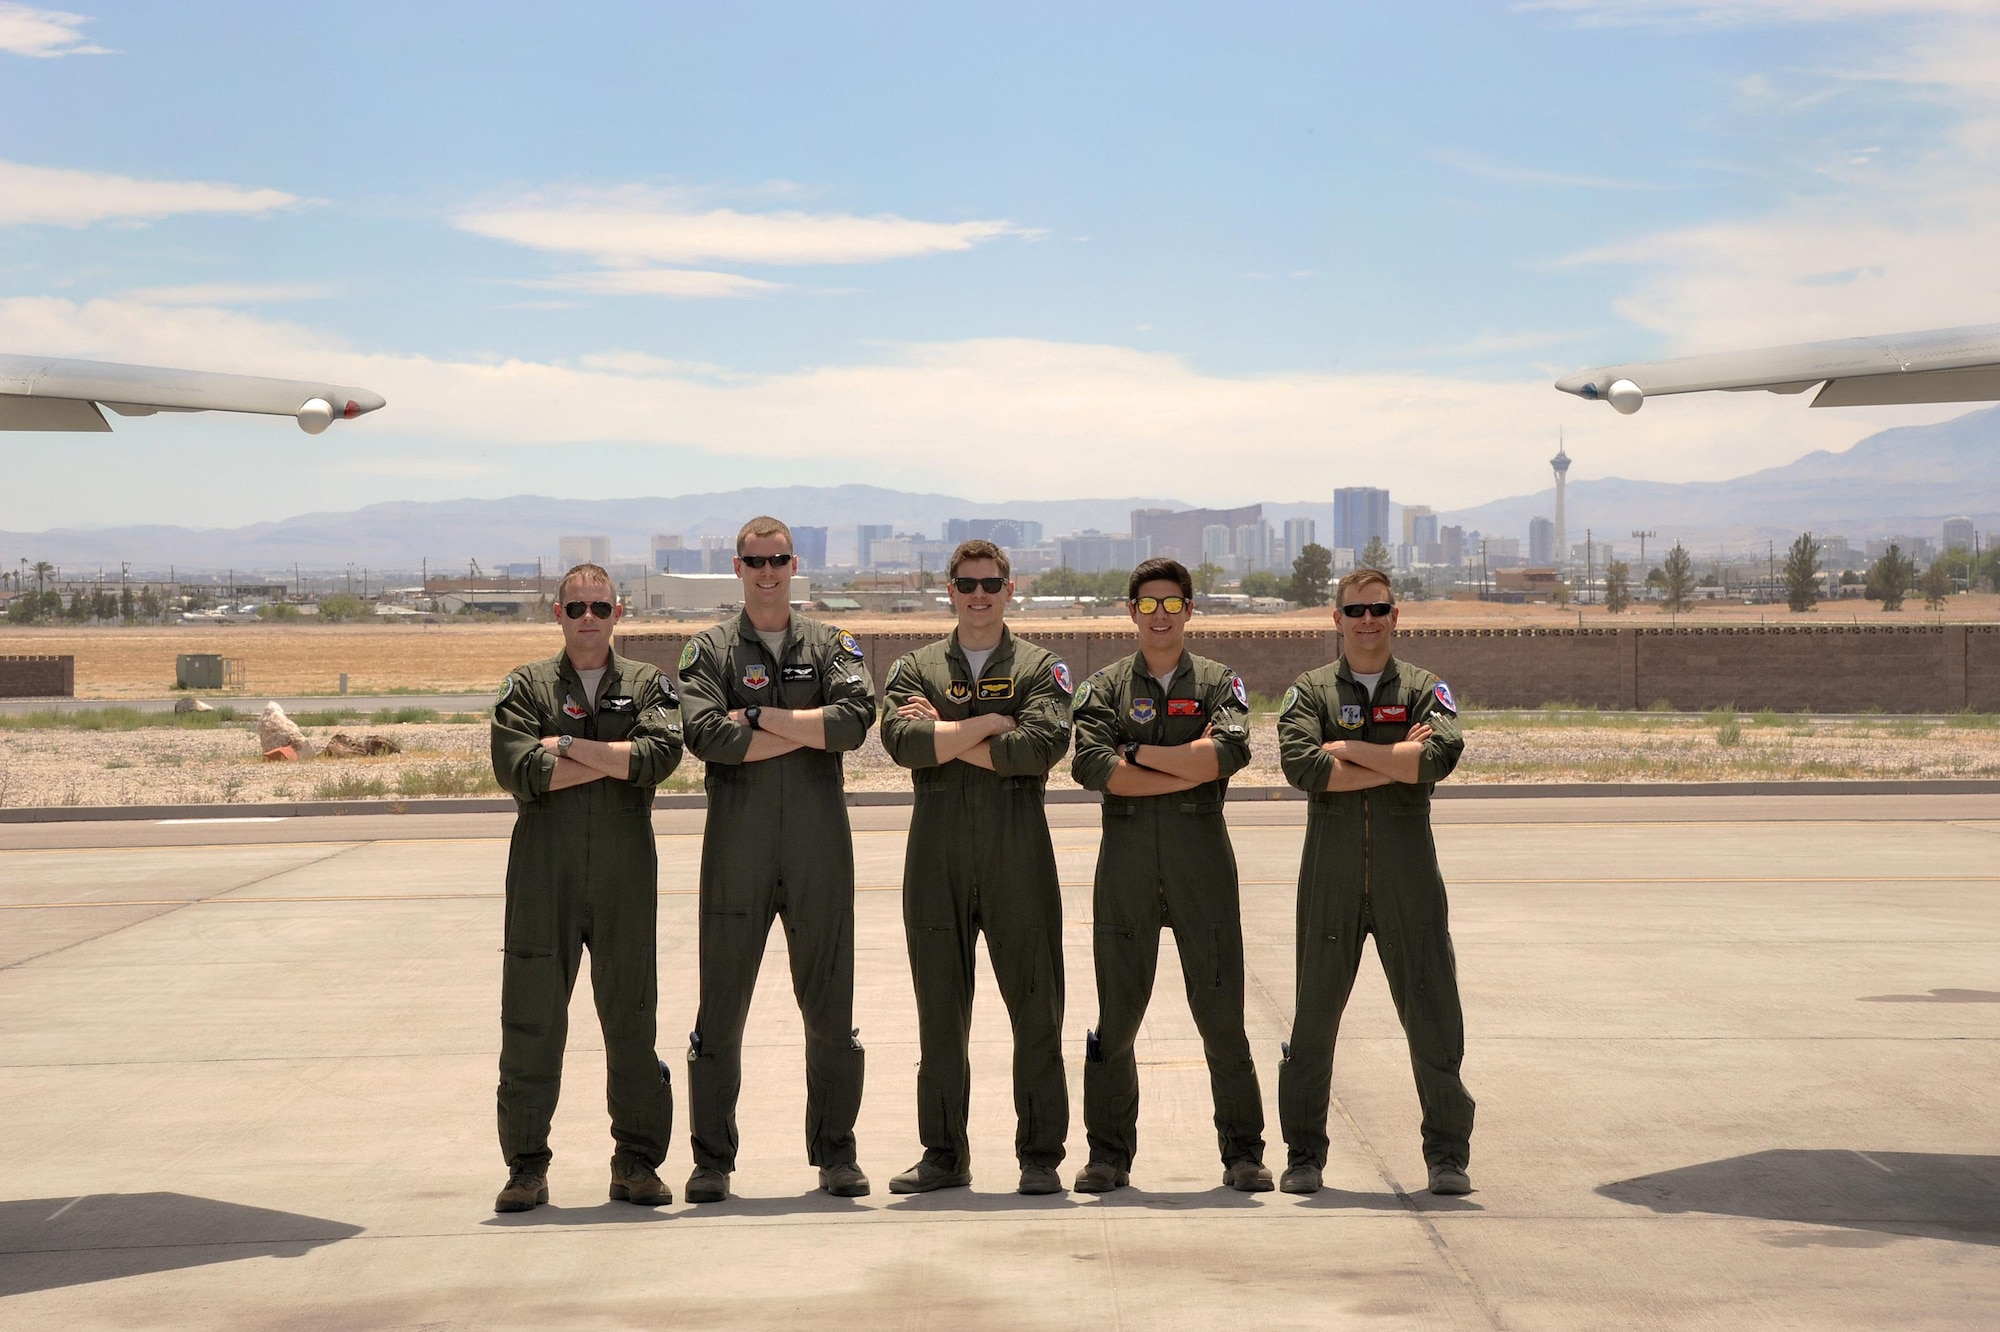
{"left": 1167, "top": 698, "right": 1203, "bottom": 716}
{"left": 1372, "top": 704, "right": 1409, "bottom": 723}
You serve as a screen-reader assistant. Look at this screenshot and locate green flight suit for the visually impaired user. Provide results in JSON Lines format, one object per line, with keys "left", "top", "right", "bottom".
{"left": 490, "top": 647, "right": 684, "bottom": 1172}
{"left": 678, "top": 612, "right": 876, "bottom": 1172}
{"left": 1071, "top": 650, "right": 1266, "bottom": 1172}
{"left": 1275, "top": 655, "right": 1474, "bottom": 1173}
{"left": 879, "top": 626, "right": 1073, "bottom": 1173}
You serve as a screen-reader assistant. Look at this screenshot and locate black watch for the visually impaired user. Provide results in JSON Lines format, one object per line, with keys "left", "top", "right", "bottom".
{"left": 745, "top": 706, "right": 762, "bottom": 730}
{"left": 1121, "top": 740, "right": 1142, "bottom": 765}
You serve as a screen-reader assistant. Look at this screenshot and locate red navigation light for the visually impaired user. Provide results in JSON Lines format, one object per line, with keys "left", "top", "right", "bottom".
{"left": 343, "top": 400, "right": 361, "bottom": 418}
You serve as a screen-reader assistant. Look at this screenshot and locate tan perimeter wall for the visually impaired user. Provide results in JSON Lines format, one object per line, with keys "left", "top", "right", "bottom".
{"left": 621, "top": 624, "right": 2000, "bottom": 714}
{"left": 0, "top": 655, "right": 74, "bottom": 698}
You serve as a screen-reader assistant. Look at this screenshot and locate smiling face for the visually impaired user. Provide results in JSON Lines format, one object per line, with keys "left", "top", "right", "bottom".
{"left": 1129, "top": 577, "right": 1191, "bottom": 657}
{"left": 553, "top": 573, "right": 621, "bottom": 665}
{"left": 947, "top": 557, "right": 1012, "bottom": 636}
{"left": 734, "top": 531, "right": 796, "bottom": 616}
{"left": 1333, "top": 575, "right": 1398, "bottom": 669}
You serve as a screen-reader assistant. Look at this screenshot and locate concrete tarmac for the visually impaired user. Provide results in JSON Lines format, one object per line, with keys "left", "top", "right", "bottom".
{"left": 1, "top": 796, "right": 1995, "bottom": 1328}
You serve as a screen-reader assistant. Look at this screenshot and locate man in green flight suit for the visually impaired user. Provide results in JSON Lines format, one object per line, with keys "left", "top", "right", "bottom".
{"left": 1275, "top": 566, "right": 1474, "bottom": 1197}
{"left": 878, "top": 538, "right": 1074, "bottom": 1196}
{"left": 677, "top": 516, "right": 877, "bottom": 1204}
{"left": 489, "top": 562, "right": 685, "bottom": 1213}
{"left": 1070, "top": 557, "right": 1272, "bottom": 1193}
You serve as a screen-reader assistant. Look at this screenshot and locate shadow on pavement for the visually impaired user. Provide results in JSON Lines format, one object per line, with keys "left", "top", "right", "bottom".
{"left": 1600, "top": 1150, "right": 2000, "bottom": 1245}
{"left": 1858, "top": 988, "right": 2000, "bottom": 1003}
{"left": 480, "top": 1200, "right": 682, "bottom": 1227}
{"left": 0, "top": 1192, "right": 362, "bottom": 1297}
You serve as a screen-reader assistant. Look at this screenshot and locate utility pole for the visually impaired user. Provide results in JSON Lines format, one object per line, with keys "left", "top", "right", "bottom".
{"left": 1631, "top": 530, "right": 1656, "bottom": 592}
{"left": 1586, "top": 528, "right": 1594, "bottom": 605}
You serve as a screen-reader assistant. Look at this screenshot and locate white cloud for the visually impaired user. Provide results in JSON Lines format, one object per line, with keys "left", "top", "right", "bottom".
{"left": 1519, "top": 0, "right": 1993, "bottom": 27}
{"left": 0, "top": 3, "right": 107, "bottom": 57}
{"left": 457, "top": 188, "right": 1035, "bottom": 267}
{"left": 1437, "top": 150, "right": 1669, "bottom": 192}
{"left": 514, "top": 268, "right": 785, "bottom": 299}
{"left": 0, "top": 295, "right": 1960, "bottom": 511}
{"left": 0, "top": 160, "right": 302, "bottom": 227}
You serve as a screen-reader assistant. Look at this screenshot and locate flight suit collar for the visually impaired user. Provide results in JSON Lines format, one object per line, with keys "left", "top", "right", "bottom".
{"left": 946, "top": 623, "right": 1015, "bottom": 675}
{"left": 732, "top": 608, "right": 795, "bottom": 661}
{"left": 1335, "top": 653, "right": 1400, "bottom": 700}
{"left": 1125, "top": 647, "right": 1194, "bottom": 693}
{"left": 553, "top": 647, "right": 625, "bottom": 712}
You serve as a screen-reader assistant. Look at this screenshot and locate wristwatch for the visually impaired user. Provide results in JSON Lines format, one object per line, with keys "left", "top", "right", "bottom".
{"left": 557, "top": 734, "right": 573, "bottom": 757}
{"left": 1121, "top": 740, "right": 1142, "bottom": 766}
{"left": 745, "top": 706, "right": 762, "bottom": 730}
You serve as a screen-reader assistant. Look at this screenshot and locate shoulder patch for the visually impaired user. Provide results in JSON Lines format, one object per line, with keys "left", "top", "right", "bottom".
{"left": 1073, "top": 679, "right": 1092, "bottom": 709}
{"left": 496, "top": 676, "right": 513, "bottom": 705}
{"left": 836, "top": 628, "right": 863, "bottom": 658}
{"left": 1050, "top": 659, "right": 1073, "bottom": 695}
{"left": 677, "top": 640, "right": 699, "bottom": 672}
{"left": 1230, "top": 674, "right": 1248, "bottom": 708}
{"left": 1280, "top": 685, "right": 1300, "bottom": 715}
{"left": 1433, "top": 680, "right": 1458, "bottom": 715}
{"left": 884, "top": 660, "right": 901, "bottom": 691}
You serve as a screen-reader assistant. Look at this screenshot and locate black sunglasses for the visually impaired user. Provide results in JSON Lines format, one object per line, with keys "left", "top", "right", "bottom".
{"left": 562, "top": 600, "right": 616, "bottom": 620}
{"left": 952, "top": 576, "right": 1008, "bottom": 594}
{"left": 1339, "top": 601, "right": 1395, "bottom": 619}
{"left": 740, "top": 553, "right": 794, "bottom": 568}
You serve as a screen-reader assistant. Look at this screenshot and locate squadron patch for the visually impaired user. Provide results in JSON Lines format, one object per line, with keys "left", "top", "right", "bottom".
{"left": 884, "top": 660, "right": 901, "bottom": 691}
{"left": 1337, "top": 703, "right": 1364, "bottom": 729}
{"left": 1231, "top": 674, "right": 1249, "bottom": 708}
{"left": 837, "top": 629, "right": 863, "bottom": 658}
{"left": 742, "top": 663, "right": 769, "bottom": 690}
{"left": 1128, "top": 697, "right": 1157, "bottom": 724}
{"left": 1050, "top": 660, "right": 1073, "bottom": 695}
{"left": 1433, "top": 680, "right": 1458, "bottom": 715}
{"left": 978, "top": 677, "right": 1014, "bottom": 700}
{"left": 563, "top": 694, "right": 588, "bottom": 720}
{"left": 946, "top": 680, "right": 972, "bottom": 704}
{"left": 496, "top": 676, "right": 513, "bottom": 705}
{"left": 1167, "top": 698, "right": 1203, "bottom": 717}
{"left": 678, "top": 640, "right": 700, "bottom": 672}
{"left": 1073, "top": 680, "right": 1092, "bottom": 709}
{"left": 1280, "top": 685, "right": 1300, "bottom": 715}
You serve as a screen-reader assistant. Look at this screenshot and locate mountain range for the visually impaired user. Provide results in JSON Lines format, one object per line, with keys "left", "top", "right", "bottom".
{"left": 5, "top": 409, "right": 1998, "bottom": 572}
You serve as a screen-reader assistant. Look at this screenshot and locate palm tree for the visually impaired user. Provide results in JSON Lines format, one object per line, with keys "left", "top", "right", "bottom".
{"left": 31, "top": 561, "right": 55, "bottom": 596}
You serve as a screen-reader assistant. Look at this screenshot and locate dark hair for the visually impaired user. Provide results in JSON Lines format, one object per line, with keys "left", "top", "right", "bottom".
{"left": 949, "top": 539, "right": 1011, "bottom": 580}
{"left": 1127, "top": 557, "right": 1193, "bottom": 603}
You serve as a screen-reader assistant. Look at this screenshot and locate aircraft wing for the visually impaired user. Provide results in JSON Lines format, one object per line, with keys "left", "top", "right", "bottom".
{"left": 1553, "top": 322, "right": 2000, "bottom": 414}
{"left": 0, "top": 353, "right": 387, "bottom": 434}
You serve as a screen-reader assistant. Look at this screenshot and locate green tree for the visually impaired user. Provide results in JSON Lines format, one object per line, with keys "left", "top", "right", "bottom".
{"left": 30, "top": 561, "right": 54, "bottom": 596}
{"left": 317, "top": 593, "right": 370, "bottom": 622}
{"left": 1922, "top": 558, "right": 1952, "bottom": 610}
{"left": 65, "top": 589, "right": 89, "bottom": 623}
{"left": 1866, "top": 543, "right": 1915, "bottom": 611}
{"left": 139, "top": 585, "right": 161, "bottom": 619}
{"left": 1289, "top": 542, "right": 1333, "bottom": 607}
{"left": 1032, "top": 567, "right": 1128, "bottom": 599}
{"left": 1358, "top": 536, "right": 1392, "bottom": 573}
{"left": 1604, "top": 561, "right": 1631, "bottom": 613}
{"left": 119, "top": 586, "right": 136, "bottom": 622}
{"left": 1661, "top": 542, "right": 1696, "bottom": 613}
{"left": 1552, "top": 579, "right": 1571, "bottom": 607}
{"left": 1784, "top": 532, "right": 1822, "bottom": 613}
{"left": 1192, "top": 560, "right": 1224, "bottom": 595}
{"left": 1239, "top": 570, "right": 1289, "bottom": 599}
{"left": 257, "top": 602, "right": 302, "bottom": 622}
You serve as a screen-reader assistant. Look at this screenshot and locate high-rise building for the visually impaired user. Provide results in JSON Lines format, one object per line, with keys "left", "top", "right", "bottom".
{"left": 856, "top": 524, "right": 894, "bottom": 568}
{"left": 1281, "top": 517, "right": 1317, "bottom": 569}
{"left": 1401, "top": 505, "right": 1434, "bottom": 548}
{"left": 559, "top": 535, "right": 611, "bottom": 568}
{"left": 1333, "top": 488, "right": 1390, "bottom": 556}
{"left": 1131, "top": 505, "right": 1263, "bottom": 563}
{"left": 1486, "top": 536, "right": 1522, "bottom": 566}
{"left": 1235, "top": 521, "right": 1273, "bottom": 571}
{"left": 1944, "top": 516, "right": 1977, "bottom": 552}
{"left": 791, "top": 525, "right": 828, "bottom": 570}
{"left": 1057, "top": 531, "right": 1152, "bottom": 574}
{"left": 1202, "top": 525, "right": 1234, "bottom": 568}
{"left": 650, "top": 534, "right": 682, "bottom": 572}
{"left": 1440, "top": 525, "right": 1466, "bottom": 568}
{"left": 700, "top": 535, "right": 733, "bottom": 574}
{"left": 1550, "top": 436, "right": 1571, "bottom": 570}
{"left": 943, "top": 517, "right": 1042, "bottom": 549}
{"left": 1529, "top": 517, "right": 1556, "bottom": 567}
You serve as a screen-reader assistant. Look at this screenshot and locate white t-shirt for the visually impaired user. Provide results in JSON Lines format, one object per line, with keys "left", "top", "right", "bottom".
{"left": 1349, "top": 669, "right": 1383, "bottom": 699}
{"left": 1152, "top": 671, "right": 1177, "bottom": 695}
{"left": 577, "top": 666, "right": 606, "bottom": 708}
{"left": 756, "top": 628, "right": 788, "bottom": 661}
{"left": 963, "top": 645, "right": 997, "bottom": 680}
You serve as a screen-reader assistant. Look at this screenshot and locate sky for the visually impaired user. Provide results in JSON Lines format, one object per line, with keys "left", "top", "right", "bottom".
{"left": 4, "top": 0, "right": 2000, "bottom": 530}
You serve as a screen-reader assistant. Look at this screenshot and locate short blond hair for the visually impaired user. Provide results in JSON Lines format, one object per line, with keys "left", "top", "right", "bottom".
{"left": 1336, "top": 568, "right": 1393, "bottom": 604}
{"left": 558, "top": 563, "right": 613, "bottom": 600}
{"left": 949, "top": 539, "right": 1010, "bottom": 580}
{"left": 736, "top": 515, "right": 793, "bottom": 555}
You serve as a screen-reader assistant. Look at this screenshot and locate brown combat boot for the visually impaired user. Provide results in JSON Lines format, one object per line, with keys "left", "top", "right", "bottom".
{"left": 494, "top": 1168, "right": 547, "bottom": 1213}
{"left": 610, "top": 1156, "right": 672, "bottom": 1205}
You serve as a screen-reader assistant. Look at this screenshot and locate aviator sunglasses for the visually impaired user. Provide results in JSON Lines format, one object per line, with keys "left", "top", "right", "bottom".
{"left": 562, "top": 600, "right": 616, "bottom": 620}
{"left": 1132, "top": 595, "right": 1189, "bottom": 615}
{"left": 739, "top": 553, "right": 794, "bottom": 568}
{"left": 1339, "top": 601, "right": 1396, "bottom": 619}
{"left": 952, "top": 576, "right": 1008, "bottom": 594}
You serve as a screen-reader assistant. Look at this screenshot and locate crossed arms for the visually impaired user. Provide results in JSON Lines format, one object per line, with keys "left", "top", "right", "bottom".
{"left": 1317, "top": 722, "right": 1434, "bottom": 791}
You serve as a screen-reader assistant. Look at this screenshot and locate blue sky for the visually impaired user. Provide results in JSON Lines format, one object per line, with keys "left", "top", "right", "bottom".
{"left": 3, "top": 0, "right": 1997, "bottom": 528}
